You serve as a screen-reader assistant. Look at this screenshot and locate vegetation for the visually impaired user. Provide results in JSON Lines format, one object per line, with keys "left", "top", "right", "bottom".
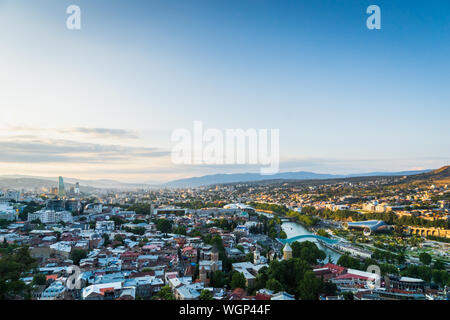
{"left": 155, "top": 219, "right": 172, "bottom": 235}
{"left": 245, "top": 242, "right": 336, "bottom": 299}
{"left": 19, "top": 202, "right": 44, "bottom": 221}
{"left": 419, "top": 252, "right": 432, "bottom": 265}
{"left": 32, "top": 273, "right": 47, "bottom": 286}
{"left": 199, "top": 289, "right": 214, "bottom": 300}
{"left": 0, "top": 246, "right": 37, "bottom": 299}
{"left": 291, "top": 241, "right": 326, "bottom": 264}
{"left": 70, "top": 249, "right": 87, "bottom": 266}
{"left": 230, "top": 271, "right": 246, "bottom": 290}
{"left": 155, "top": 285, "right": 175, "bottom": 300}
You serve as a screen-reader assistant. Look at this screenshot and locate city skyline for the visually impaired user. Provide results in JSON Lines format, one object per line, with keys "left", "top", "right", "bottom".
{"left": 1, "top": 0, "right": 449, "bottom": 182}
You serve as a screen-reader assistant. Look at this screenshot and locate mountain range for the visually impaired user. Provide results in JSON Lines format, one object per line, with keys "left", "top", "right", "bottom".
{"left": 162, "top": 169, "right": 431, "bottom": 188}
{"left": 0, "top": 168, "right": 442, "bottom": 190}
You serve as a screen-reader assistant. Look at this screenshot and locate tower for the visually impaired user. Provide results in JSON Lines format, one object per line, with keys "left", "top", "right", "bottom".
{"left": 283, "top": 243, "right": 292, "bottom": 260}
{"left": 199, "top": 266, "right": 207, "bottom": 284}
{"left": 211, "top": 246, "right": 219, "bottom": 262}
{"left": 254, "top": 249, "right": 260, "bottom": 264}
{"left": 58, "top": 176, "right": 66, "bottom": 198}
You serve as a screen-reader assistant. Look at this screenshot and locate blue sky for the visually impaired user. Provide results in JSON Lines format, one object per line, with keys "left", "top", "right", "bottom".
{"left": 0, "top": 0, "right": 449, "bottom": 182}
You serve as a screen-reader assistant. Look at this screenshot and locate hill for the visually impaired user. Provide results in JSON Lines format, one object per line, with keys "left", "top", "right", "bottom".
{"left": 405, "top": 165, "right": 450, "bottom": 185}
{"left": 164, "top": 169, "right": 430, "bottom": 188}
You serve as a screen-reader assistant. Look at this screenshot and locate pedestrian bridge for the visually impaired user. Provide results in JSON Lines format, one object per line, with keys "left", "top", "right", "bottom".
{"left": 277, "top": 234, "right": 340, "bottom": 245}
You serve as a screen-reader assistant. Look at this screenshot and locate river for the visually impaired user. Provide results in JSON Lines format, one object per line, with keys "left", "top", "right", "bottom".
{"left": 281, "top": 221, "right": 341, "bottom": 263}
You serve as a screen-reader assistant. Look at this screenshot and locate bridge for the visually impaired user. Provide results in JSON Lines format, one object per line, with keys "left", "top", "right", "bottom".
{"left": 408, "top": 227, "right": 449, "bottom": 239}
{"left": 277, "top": 234, "right": 340, "bottom": 245}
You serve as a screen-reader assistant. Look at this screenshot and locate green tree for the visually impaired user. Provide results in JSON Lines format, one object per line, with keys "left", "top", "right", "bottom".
{"left": 70, "top": 249, "right": 87, "bottom": 266}
{"left": 337, "top": 254, "right": 362, "bottom": 269}
{"left": 266, "top": 278, "right": 283, "bottom": 293}
{"left": 432, "top": 260, "right": 445, "bottom": 270}
{"left": 102, "top": 234, "right": 111, "bottom": 246}
{"left": 0, "top": 246, "right": 37, "bottom": 299}
{"left": 156, "top": 219, "right": 173, "bottom": 235}
{"left": 110, "top": 216, "right": 126, "bottom": 226}
{"left": 291, "top": 241, "right": 326, "bottom": 264}
{"left": 210, "top": 270, "right": 228, "bottom": 288}
{"left": 342, "top": 291, "right": 354, "bottom": 300}
{"left": 419, "top": 252, "right": 432, "bottom": 265}
{"left": 173, "top": 226, "right": 187, "bottom": 236}
{"left": 199, "top": 289, "right": 214, "bottom": 300}
{"left": 32, "top": 273, "right": 47, "bottom": 286}
{"left": 298, "top": 271, "right": 322, "bottom": 300}
{"left": 156, "top": 285, "right": 175, "bottom": 300}
{"left": 230, "top": 271, "right": 246, "bottom": 290}
{"left": 432, "top": 269, "right": 449, "bottom": 287}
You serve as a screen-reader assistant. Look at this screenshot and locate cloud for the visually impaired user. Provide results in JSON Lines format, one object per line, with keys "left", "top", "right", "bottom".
{"left": 2, "top": 126, "right": 139, "bottom": 140}
{"left": 60, "top": 127, "right": 139, "bottom": 139}
{"left": 0, "top": 138, "right": 169, "bottom": 164}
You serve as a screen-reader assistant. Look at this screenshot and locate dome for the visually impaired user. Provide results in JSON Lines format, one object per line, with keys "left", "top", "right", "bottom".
{"left": 283, "top": 243, "right": 292, "bottom": 252}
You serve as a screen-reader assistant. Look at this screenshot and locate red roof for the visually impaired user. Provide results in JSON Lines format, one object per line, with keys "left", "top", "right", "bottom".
{"left": 321, "top": 263, "right": 346, "bottom": 274}
{"left": 99, "top": 287, "right": 115, "bottom": 295}
{"left": 255, "top": 293, "right": 271, "bottom": 300}
{"left": 46, "top": 274, "right": 58, "bottom": 281}
{"left": 335, "top": 273, "right": 369, "bottom": 281}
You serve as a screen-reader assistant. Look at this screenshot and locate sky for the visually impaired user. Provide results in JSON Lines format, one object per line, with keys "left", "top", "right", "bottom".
{"left": 0, "top": 0, "right": 449, "bottom": 183}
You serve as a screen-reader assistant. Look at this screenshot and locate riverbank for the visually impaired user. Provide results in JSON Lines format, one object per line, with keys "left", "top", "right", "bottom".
{"left": 281, "top": 221, "right": 341, "bottom": 263}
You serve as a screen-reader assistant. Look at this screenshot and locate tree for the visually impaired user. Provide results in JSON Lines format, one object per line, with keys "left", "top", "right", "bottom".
{"left": 432, "top": 260, "right": 445, "bottom": 270}
{"left": 0, "top": 246, "right": 37, "bottom": 299}
{"left": 114, "top": 234, "right": 124, "bottom": 245}
{"left": 156, "top": 219, "right": 173, "bottom": 235}
{"left": 173, "top": 226, "right": 187, "bottom": 236}
{"left": 342, "top": 291, "right": 354, "bottom": 300}
{"left": 291, "top": 241, "right": 326, "bottom": 264}
{"left": 210, "top": 270, "right": 228, "bottom": 288}
{"left": 102, "top": 234, "right": 111, "bottom": 246}
{"left": 337, "top": 254, "right": 362, "bottom": 270}
{"left": 110, "top": 216, "right": 126, "bottom": 226}
{"left": 298, "top": 271, "right": 322, "bottom": 300}
{"left": 419, "top": 252, "right": 432, "bottom": 265}
{"left": 230, "top": 271, "right": 246, "bottom": 290}
{"left": 267, "top": 258, "right": 311, "bottom": 295}
{"left": 266, "top": 279, "right": 283, "bottom": 293}
{"left": 199, "top": 289, "right": 214, "bottom": 300}
{"left": 70, "top": 249, "right": 87, "bottom": 266}
{"left": 156, "top": 285, "right": 175, "bottom": 300}
{"left": 317, "top": 229, "right": 329, "bottom": 238}
{"left": 432, "top": 269, "right": 449, "bottom": 288}
{"left": 32, "top": 273, "right": 47, "bottom": 286}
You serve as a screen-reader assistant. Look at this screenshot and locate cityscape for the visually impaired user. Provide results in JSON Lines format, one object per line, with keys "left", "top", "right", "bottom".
{"left": 0, "top": 0, "right": 449, "bottom": 310}
{"left": 0, "top": 167, "right": 449, "bottom": 301}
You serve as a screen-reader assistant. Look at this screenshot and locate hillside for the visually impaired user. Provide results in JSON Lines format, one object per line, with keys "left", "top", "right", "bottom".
{"left": 406, "top": 165, "right": 450, "bottom": 185}
{"left": 165, "top": 169, "right": 430, "bottom": 188}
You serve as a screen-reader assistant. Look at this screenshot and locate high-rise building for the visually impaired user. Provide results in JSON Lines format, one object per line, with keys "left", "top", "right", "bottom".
{"left": 58, "top": 176, "right": 66, "bottom": 198}
{"left": 74, "top": 182, "right": 80, "bottom": 195}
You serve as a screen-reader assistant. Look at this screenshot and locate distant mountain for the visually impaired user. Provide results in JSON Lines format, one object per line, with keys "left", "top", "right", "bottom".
{"left": 0, "top": 168, "right": 437, "bottom": 190}
{"left": 0, "top": 175, "right": 156, "bottom": 191}
{"left": 164, "top": 169, "right": 431, "bottom": 188}
{"left": 347, "top": 170, "right": 431, "bottom": 177}
{"left": 404, "top": 166, "right": 450, "bottom": 184}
